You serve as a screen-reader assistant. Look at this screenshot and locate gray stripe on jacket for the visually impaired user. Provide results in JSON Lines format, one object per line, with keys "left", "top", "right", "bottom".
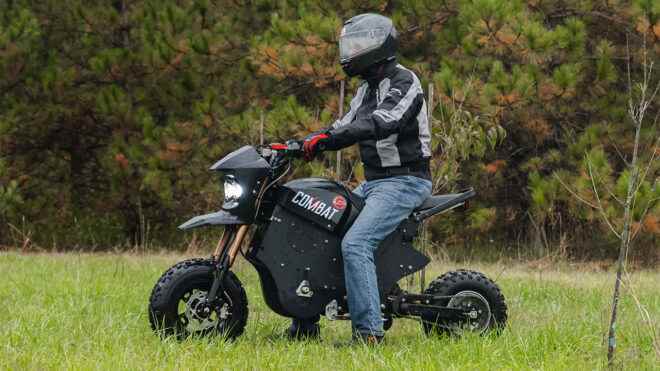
{"left": 332, "top": 83, "right": 367, "bottom": 129}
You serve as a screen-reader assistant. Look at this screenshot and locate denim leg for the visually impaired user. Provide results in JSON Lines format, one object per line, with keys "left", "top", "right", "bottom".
{"left": 341, "top": 176, "right": 432, "bottom": 336}
{"left": 351, "top": 181, "right": 366, "bottom": 198}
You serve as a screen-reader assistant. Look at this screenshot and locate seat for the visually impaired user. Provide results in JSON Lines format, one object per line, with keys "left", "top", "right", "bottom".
{"left": 412, "top": 188, "right": 476, "bottom": 221}
{"left": 414, "top": 194, "right": 464, "bottom": 212}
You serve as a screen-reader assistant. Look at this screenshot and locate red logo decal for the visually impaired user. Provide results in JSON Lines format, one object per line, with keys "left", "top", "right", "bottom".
{"left": 332, "top": 196, "right": 346, "bottom": 210}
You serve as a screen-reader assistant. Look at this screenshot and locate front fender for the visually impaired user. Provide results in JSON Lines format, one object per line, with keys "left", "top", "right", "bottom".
{"left": 178, "top": 210, "right": 247, "bottom": 230}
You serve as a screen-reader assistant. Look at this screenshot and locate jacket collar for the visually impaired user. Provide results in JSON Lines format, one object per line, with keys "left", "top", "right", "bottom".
{"left": 363, "top": 59, "right": 397, "bottom": 87}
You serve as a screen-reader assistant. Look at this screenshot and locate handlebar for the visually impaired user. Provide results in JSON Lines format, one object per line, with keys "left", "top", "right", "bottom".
{"left": 261, "top": 137, "right": 329, "bottom": 165}
{"left": 261, "top": 140, "right": 304, "bottom": 160}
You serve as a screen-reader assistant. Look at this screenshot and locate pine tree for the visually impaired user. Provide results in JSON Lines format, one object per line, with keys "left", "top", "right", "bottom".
{"left": 0, "top": 0, "right": 657, "bottom": 256}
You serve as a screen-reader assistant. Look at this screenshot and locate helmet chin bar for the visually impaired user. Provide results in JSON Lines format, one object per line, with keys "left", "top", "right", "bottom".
{"left": 361, "top": 57, "right": 396, "bottom": 80}
{"left": 342, "top": 55, "right": 396, "bottom": 79}
{"left": 341, "top": 61, "right": 360, "bottom": 78}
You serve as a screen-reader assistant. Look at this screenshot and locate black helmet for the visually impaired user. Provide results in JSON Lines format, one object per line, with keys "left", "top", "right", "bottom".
{"left": 339, "top": 13, "right": 398, "bottom": 78}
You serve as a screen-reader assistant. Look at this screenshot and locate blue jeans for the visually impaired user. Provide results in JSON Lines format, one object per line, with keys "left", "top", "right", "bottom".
{"left": 342, "top": 175, "right": 432, "bottom": 337}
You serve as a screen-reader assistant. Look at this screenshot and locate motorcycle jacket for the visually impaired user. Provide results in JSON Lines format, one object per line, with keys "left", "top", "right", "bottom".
{"left": 327, "top": 61, "right": 432, "bottom": 180}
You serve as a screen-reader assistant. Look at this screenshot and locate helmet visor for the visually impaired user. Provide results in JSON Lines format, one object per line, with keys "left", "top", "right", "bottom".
{"left": 339, "top": 27, "right": 388, "bottom": 61}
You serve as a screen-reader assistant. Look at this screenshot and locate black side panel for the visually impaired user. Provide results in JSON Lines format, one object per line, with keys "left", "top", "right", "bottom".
{"left": 251, "top": 205, "right": 345, "bottom": 319}
{"left": 249, "top": 204, "right": 430, "bottom": 319}
{"left": 245, "top": 227, "right": 288, "bottom": 317}
{"left": 375, "top": 218, "right": 430, "bottom": 294}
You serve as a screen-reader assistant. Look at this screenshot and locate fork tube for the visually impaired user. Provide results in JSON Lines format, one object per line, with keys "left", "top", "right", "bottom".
{"left": 227, "top": 225, "right": 249, "bottom": 266}
{"left": 213, "top": 228, "right": 231, "bottom": 261}
{"left": 207, "top": 225, "right": 249, "bottom": 306}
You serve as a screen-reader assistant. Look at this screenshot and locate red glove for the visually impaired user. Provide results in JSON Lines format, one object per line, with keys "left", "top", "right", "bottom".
{"left": 303, "top": 133, "right": 330, "bottom": 160}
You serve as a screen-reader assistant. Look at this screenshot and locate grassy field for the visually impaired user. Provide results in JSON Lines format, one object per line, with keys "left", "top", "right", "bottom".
{"left": 1, "top": 252, "right": 658, "bottom": 370}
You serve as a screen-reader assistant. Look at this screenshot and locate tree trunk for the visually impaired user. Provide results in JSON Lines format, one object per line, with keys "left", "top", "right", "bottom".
{"left": 606, "top": 120, "right": 642, "bottom": 367}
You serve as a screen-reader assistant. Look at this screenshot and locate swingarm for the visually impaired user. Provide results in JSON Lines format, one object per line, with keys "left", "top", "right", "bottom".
{"left": 389, "top": 292, "right": 474, "bottom": 322}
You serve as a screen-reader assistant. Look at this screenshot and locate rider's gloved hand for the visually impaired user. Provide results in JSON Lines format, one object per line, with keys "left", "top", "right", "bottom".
{"left": 303, "top": 132, "right": 331, "bottom": 160}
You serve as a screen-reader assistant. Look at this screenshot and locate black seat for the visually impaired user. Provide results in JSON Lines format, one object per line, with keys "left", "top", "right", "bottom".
{"left": 414, "top": 194, "right": 464, "bottom": 212}
{"left": 412, "top": 188, "right": 476, "bottom": 221}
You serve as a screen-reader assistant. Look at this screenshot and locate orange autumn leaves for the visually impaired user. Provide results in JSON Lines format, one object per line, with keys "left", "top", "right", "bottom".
{"left": 484, "top": 159, "right": 507, "bottom": 174}
{"left": 114, "top": 153, "right": 129, "bottom": 169}
{"left": 255, "top": 35, "right": 340, "bottom": 88}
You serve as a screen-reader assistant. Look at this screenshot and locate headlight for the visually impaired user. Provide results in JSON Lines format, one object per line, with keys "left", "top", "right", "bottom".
{"left": 223, "top": 175, "right": 244, "bottom": 209}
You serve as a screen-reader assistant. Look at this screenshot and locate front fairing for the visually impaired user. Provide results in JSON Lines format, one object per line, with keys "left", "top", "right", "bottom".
{"left": 178, "top": 210, "right": 245, "bottom": 230}
{"left": 210, "top": 145, "right": 270, "bottom": 171}
{"left": 179, "top": 146, "right": 271, "bottom": 229}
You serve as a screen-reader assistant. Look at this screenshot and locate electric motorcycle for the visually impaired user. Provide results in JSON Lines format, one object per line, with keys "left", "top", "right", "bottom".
{"left": 148, "top": 141, "right": 507, "bottom": 339}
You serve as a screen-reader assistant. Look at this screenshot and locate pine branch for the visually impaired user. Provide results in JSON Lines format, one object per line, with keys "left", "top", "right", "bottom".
{"left": 553, "top": 173, "right": 599, "bottom": 209}
{"left": 585, "top": 153, "right": 622, "bottom": 238}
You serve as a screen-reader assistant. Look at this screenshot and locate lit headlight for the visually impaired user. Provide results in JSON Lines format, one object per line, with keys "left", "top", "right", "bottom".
{"left": 223, "top": 175, "right": 244, "bottom": 209}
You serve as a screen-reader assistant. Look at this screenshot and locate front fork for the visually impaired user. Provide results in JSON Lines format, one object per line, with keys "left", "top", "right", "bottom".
{"left": 206, "top": 224, "right": 250, "bottom": 307}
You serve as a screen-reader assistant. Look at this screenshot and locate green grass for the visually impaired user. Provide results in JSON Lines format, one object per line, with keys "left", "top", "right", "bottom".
{"left": 1, "top": 252, "right": 658, "bottom": 370}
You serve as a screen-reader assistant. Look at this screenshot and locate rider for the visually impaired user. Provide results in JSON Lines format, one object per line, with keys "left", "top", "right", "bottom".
{"left": 286, "top": 13, "right": 432, "bottom": 344}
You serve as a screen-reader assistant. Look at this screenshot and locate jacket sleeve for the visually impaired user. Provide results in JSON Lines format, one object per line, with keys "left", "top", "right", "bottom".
{"left": 328, "top": 70, "right": 424, "bottom": 149}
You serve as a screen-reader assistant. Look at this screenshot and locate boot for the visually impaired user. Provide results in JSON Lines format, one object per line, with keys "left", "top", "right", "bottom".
{"left": 351, "top": 332, "right": 384, "bottom": 346}
{"left": 284, "top": 316, "right": 320, "bottom": 340}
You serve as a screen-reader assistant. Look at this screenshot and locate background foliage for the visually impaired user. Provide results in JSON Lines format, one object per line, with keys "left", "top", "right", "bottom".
{"left": 1, "top": 0, "right": 658, "bottom": 259}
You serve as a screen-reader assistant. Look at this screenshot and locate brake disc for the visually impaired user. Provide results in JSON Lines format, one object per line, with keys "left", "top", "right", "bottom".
{"left": 447, "top": 290, "right": 491, "bottom": 333}
{"left": 183, "top": 290, "right": 218, "bottom": 332}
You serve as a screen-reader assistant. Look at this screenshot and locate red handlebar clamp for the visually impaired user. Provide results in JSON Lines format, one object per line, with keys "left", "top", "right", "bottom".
{"left": 269, "top": 143, "right": 288, "bottom": 150}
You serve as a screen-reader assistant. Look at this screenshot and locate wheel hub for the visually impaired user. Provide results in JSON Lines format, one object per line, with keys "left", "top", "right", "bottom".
{"left": 195, "top": 304, "right": 211, "bottom": 319}
{"left": 183, "top": 290, "right": 219, "bottom": 332}
{"left": 447, "top": 290, "right": 491, "bottom": 333}
{"left": 180, "top": 288, "right": 234, "bottom": 334}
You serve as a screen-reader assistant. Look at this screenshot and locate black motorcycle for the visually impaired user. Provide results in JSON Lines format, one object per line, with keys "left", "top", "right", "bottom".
{"left": 148, "top": 141, "right": 507, "bottom": 339}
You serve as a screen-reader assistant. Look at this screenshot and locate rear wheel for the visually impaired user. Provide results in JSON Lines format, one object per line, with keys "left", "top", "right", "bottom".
{"left": 421, "top": 270, "right": 507, "bottom": 336}
{"left": 148, "top": 259, "right": 248, "bottom": 340}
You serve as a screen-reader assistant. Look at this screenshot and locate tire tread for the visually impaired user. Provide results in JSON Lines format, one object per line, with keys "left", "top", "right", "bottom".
{"left": 422, "top": 269, "right": 507, "bottom": 336}
{"left": 148, "top": 258, "right": 248, "bottom": 340}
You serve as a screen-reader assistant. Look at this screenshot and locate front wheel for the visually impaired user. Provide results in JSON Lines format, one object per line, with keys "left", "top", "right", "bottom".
{"left": 421, "top": 269, "right": 507, "bottom": 336}
{"left": 148, "top": 258, "right": 248, "bottom": 340}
